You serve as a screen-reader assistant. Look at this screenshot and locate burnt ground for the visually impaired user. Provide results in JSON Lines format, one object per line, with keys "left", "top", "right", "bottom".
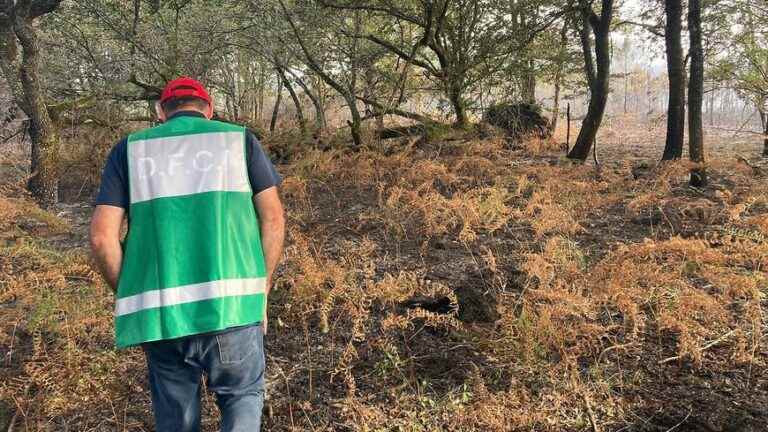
{"left": 1, "top": 114, "right": 767, "bottom": 431}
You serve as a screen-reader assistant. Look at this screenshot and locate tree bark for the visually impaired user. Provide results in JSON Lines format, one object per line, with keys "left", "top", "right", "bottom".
{"left": 521, "top": 59, "right": 536, "bottom": 103}
{"left": 347, "top": 10, "right": 363, "bottom": 145}
{"left": 348, "top": 106, "right": 363, "bottom": 148}
{"left": 551, "top": 18, "right": 570, "bottom": 131}
{"left": 257, "top": 66, "right": 266, "bottom": 124}
{"left": 147, "top": 99, "right": 157, "bottom": 125}
{"left": 764, "top": 124, "right": 768, "bottom": 157}
{"left": 449, "top": 82, "right": 468, "bottom": 128}
{"left": 687, "top": 0, "right": 707, "bottom": 186}
{"left": 270, "top": 75, "right": 283, "bottom": 133}
{"left": 623, "top": 40, "right": 628, "bottom": 113}
{"left": 552, "top": 77, "right": 561, "bottom": 131}
{"left": 2, "top": 0, "right": 63, "bottom": 206}
{"left": 363, "top": 66, "right": 384, "bottom": 130}
{"left": 661, "top": 0, "right": 685, "bottom": 160}
{"left": 567, "top": 0, "right": 613, "bottom": 161}
{"left": 760, "top": 109, "right": 768, "bottom": 157}
{"left": 0, "top": 15, "right": 28, "bottom": 114}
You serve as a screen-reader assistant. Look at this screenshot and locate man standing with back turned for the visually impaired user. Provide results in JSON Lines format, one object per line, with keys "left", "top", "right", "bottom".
{"left": 90, "top": 77, "right": 285, "bottom": 432}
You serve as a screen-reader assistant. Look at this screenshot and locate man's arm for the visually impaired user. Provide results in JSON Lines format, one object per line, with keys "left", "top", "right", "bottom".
{"left": 253, "top": 186, "right": 285, "bottom": 334}
{"left": 253, "top": 186, "right": 286, "bottom": 291}
{"left": 90, "top": 205, "right": 126, "bottom": 293}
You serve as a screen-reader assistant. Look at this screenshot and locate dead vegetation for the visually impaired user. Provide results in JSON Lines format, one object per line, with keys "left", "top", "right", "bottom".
{"left": 0, "top": 121, "right": 767, "bottom": 431}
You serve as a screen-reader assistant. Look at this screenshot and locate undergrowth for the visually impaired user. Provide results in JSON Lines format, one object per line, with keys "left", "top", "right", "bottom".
{"left": 1, "top": 129, "right": 766, "bottom": 431}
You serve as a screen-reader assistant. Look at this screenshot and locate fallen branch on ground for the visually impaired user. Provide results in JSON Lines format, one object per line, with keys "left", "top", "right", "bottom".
{"left": 377, "top": 125, "right": 427, "bottom": 140}
{"left": 708, "top": 126, "right": 763, "bottom": 136}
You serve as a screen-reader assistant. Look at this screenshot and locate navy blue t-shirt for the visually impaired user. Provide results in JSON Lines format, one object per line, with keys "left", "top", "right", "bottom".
{"left": 95, "top": 111, "right": 281, "bottom": 209}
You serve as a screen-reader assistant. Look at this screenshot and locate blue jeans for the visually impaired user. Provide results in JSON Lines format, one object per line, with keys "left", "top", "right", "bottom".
{"left": 142, "top": 324, "right": 265, "bottom": 432}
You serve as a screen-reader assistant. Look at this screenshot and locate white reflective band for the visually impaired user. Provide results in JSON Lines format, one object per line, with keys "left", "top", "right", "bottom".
{"left": 129, "top": 131, "right": 250, "bottom": 203}
{"left": 115, "top": 277, "right": 267, "bottom": 316}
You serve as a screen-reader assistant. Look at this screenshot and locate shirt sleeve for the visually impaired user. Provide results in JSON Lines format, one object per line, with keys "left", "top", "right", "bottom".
{"left": 245, "top": 131, "right": 282, "bottom": 194}
{"left": 94, "top": 138, "right": 129, "bottom": 208}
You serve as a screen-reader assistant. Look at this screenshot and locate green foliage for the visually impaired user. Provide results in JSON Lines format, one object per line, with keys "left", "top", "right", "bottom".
{"left": 708, "top": 0, "right": 768, "bottom": 113}
{"left": 24, "top": 0, "right": 583, "bottom": 135}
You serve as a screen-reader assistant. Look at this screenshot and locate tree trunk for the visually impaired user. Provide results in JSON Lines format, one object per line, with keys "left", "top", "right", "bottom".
{"left": 571, "top": 84, "right": 609, "bottom": 160}
{"left": 0, "top": 17, "right": 27, "bottom": 114}
{"left": 521, "top": 59, "right": 536, "bottom": 103}
{"left": 568, "top": 1, "right": 613, "bottom": 161}
{"left": 687, "top": 0, "right": 706, "bottom": 186}
{"left": 347, "top": 11, "right": 363, "bottom": 146}
{"left": 147, "top": 99, "right": 157, "bottom": 125}
{"left": 226, "top": 61, "right": 240, "bottom": 120}
{"left": 277, "top": 67, "right": 306, "bottom": 134}
{"left": 646, "top": 67, "right": 652, "bottom": 115}
{"left": 305, "top": 82, "right": 327, "bottom": 129}
{"left": 623, "top": 41, "right": 628, "bottom": 113}
{"left": 270, "top": 75, "right": 283, "bottom": 133}
{"left": 257, "top": 66, "right": 266, "bottom": 124}
{"left": 13, "top": 2, "right": 60, "bottom": 206}
{"left": 662, "top": 0, "right": 685, "bottom": 160}
{"left": 760, "top": 109, "right": 768, "bottom": 157}
{"left": 764, "top": 124, "right": 768, "bottom": 158}
{"left": 347, "top": 95, "right": 363, "bottom": 147}
{"left": 449, "top": 83, "right": 468, "bottom": 128}
{"left": 225, "top": 92, "right": 234, "bottom": 120}
{"left": 363, "top": 66, "right": 384, "bottom": 130}
{"left": 551, "top": 18, "right": 569, "bottom": 131}
{"left": 552, "top": 77, "right": 561, "bottom": 131}
{"left": 623, "top": 75, "right": 628, "bottom": 113}
{"left": 286, "top": 69, "right": 326, "bottom": 130}
{"left": 566, "top": 103, "right": 571, "bottom": 150}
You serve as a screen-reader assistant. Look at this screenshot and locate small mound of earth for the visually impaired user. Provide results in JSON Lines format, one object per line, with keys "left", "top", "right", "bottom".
{"left": 483, "top": 102, "right": 552, "bottom": 142}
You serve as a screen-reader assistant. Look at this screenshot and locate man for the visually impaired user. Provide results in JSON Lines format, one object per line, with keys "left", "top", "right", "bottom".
{"left": 90, "top": 77, "right": 285, "bottom": 432}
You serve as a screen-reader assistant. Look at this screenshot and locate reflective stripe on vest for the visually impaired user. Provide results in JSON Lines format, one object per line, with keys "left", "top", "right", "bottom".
{"left": 114, "top": 116, "right": 266, "bottom": 348}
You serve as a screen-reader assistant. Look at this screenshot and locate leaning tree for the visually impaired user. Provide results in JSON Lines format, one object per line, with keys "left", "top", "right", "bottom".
{"left": 566, "top": 0, "right": 614, "bottom": 161}
{"left": 568, "top": 0, "right": 613, "bottom": 161}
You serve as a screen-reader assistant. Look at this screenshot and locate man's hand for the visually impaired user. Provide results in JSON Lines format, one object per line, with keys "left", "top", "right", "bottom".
{"left": 90, "top": 205, "right": 126, "bottom": 293}
{"left": 254, "top": 186, "right": 285, "bottom": 335}
{"left": 263, "top": 308, "right": 269, "bottom": 335}
{"left": 263, "top": 276, "right": 271, "bottom": 335}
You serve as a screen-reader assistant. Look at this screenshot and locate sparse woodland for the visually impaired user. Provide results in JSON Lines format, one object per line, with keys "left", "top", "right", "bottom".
{"left": 1, "top": 0, "right": 767, "bottom": 431}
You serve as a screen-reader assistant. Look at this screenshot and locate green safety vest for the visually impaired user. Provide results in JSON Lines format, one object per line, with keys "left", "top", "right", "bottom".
{"left": 114, "top": 115, "right": 267, "bottom": 348}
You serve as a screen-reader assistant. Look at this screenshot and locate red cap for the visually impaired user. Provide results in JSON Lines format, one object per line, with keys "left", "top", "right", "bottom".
{"left": 160, "top": 77, "right": 212, "bottom": 106}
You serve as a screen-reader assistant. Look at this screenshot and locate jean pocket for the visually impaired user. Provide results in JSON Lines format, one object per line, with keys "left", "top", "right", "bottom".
{"left": 215, "top": 325, "right": 262, "bottom": 365}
